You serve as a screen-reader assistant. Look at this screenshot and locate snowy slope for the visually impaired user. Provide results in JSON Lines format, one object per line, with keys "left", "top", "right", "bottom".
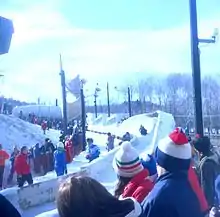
{"left": 0, "top": 114, "right": 60, "bottom": 153}
{"left": 23, "top": 111, "right": 175, "bottom": 217}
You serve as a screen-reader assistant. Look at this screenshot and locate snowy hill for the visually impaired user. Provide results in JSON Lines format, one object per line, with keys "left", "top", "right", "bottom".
{"left": 0, "top": 114, "right": 60, "bottom": 152}
{"left": 20, "top": 111, "right": 175, "bottom": 216}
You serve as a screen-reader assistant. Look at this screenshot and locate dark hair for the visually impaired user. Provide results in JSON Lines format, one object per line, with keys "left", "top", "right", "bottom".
{"left": 57, "top": 176, "right": 134, "bottom": 217}
{"left": 114, "top": 176, "right": 132, "bottom": 199}
{"left": 107, "top": 132, "right": 111, "bottom": 136}
{"left": 192, "top": 136, "right": 211, "bottom": 156}
{"left": 21, "top": 146, "right": 27, "bottom": 153}
{"left": 86, "top": 138, "right": 93, "bottom": 143}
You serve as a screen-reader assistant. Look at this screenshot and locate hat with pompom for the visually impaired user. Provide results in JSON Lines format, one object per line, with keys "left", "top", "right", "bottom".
{"left": 156, "top": 127, "right": 191, "bottom": 172}
{"left": 113, "top": 141, "right": 144, "bottom": 178}
{"left": 57, "top": 142, "right": 64, "bottom": 149}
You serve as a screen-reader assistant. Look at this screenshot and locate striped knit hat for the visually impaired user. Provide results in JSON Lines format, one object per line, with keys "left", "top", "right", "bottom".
{"left": 156, "top": 127, "right": 191, "bottom": 172}
{"left": 113, "top": 141, "right": 144, "bottom": 178}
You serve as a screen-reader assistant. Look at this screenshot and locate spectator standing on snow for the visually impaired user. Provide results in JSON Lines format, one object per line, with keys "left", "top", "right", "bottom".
{"left": 188, "top": 141, "right": 208, "bottom": 214}
{"left": 113, "top": 141, "right": 154, "bottom": 203}
{"left": 193, "top": 136, "right": 220, "bottom": 208}
{"left": 53, "top": 176, "right": 144, "bottom": 217}
{"left": 40, "top": 143, "right": 48, "bottom": 175}
{"left": 0, "top": 144, "right": 9, "bottom": 190}
{"left": 106, "top": 132, "right": 115, "bottom": 151}
{"left": 143, "top": 128, "right": 202, "bottom": 217}
{"left": 45, "top": 139, "right": 55, "bottom": 171}
{"left": 33, "top": 143, "right": 41, "bottom": 174}
{"left": 0, "top": 194, "right": 21, "bottom": 217}
{"left": 86, "top": 138, "right": 100, "bottom": 162}
{"left": 14, "top": 146, "right": 33, "bottom": 188}
{"left": 54, "top": 142, "right": 67, "bottom": 177}
{"left": 41, "top": 120, "right": 47, "bottom": 134}
{"left": 65, "top": 136, "right": 73, "bottom": 164}
{"left": 7, "top": 146, "right": 19, "bottom": 184}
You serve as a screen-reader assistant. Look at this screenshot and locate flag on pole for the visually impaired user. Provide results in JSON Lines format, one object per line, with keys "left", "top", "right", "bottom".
{"left": 66, "top": 74, "right": 81, "bottom": 98}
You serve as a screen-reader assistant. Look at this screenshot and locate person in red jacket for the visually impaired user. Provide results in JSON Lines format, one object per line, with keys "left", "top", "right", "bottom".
{"left": 65, "top": 137, "right": 73, "bottom": 164}
{"left": 113, "top": 141, "right": 154, "bottom": 203}
{"left": 41, "top": 121, "right": 47, "bottom": 135}
{"left": 0, "top": 144, "right": 9, "bottom": 189}
{"left": 188, "top": 165, "right": 209, "bottom": 214}
{"left": 14, "top": 146, "right": 33, "bottom": 187}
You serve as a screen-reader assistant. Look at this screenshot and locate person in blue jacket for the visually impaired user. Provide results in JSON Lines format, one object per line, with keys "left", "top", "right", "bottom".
{"left": 86, "top": 138, "right": 100, "bottom": 162}
{"left": 54, "top": 142, "right": 67, "bottom": 177}
{"left": 142, "top": 128, "right": 203, "bottom": 217}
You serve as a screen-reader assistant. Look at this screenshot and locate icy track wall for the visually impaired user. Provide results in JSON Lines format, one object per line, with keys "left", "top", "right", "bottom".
{"left": 3, "top": 111, "right": 175, "bottom": 212}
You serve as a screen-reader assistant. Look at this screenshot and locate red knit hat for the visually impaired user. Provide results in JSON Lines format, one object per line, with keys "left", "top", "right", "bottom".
{"left": 156, "top": 127, "right": 191, "bottom": 172}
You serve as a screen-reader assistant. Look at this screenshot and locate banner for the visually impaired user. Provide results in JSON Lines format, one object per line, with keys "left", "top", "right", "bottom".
{"left": 66, "top": 97, "right": 81, "bottom": 122}
{"left": 66, "top": 75, "right": 81, "bottom": 98}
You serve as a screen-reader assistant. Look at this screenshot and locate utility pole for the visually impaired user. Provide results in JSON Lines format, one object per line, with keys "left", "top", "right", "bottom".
{"left": 94, "top": 93, "right": 98, "bottom": 118}
{"left": 189, "top": 0, "right": 203, "bottom": 136}
{"left": 189, "top": 0, "right": 218, "bottom": 137}
{"left": 128, "top": 87, "right": 132, "bottom": 117}
{"left": 107, "top": 82, "right": 110, "bottom": 117}
{"left": 59, "top": 54, "right": 68, "bottom": 135}
{"left": 80, "top": 82, "right": 86, "bottom": 151}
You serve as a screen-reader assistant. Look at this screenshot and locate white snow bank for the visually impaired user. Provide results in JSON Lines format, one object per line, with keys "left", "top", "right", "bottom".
{"left": 0, "top": 114, "right": 60, "bottom": 152}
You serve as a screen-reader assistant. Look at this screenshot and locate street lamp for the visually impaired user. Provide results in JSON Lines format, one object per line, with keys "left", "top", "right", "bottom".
{"left": 189, "top": 0, "right": 218, "bottom": 137}
{"left": 59, "top": 54, "right": 68, "bottom": 135}
{"left": 94, "top": 84, "right": 101, "bottom": 118}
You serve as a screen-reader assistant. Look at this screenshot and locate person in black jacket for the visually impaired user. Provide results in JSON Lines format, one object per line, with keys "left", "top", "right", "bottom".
{"left": 193, "top": 136, "right": 220, "bottom": 208}
{"left": 0, "top": 194, "right": 21, "bottom": 217}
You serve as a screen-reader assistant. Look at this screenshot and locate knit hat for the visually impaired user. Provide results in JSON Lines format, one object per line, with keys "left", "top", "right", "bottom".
{"left": 57, "top": 142, "right": 64, "bottom": 149}
{"left": 113, "top": 141, "right": 144, "bottom": 178}
{"left": 192, "top": 136, "right": 211, "bottom": 155}
{"left": 156, "top": 127, "right": 191, "bottom": 172}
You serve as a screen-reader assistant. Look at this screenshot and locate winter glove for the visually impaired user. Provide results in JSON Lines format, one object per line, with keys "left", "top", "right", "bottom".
{"left": 65, "top": 169, "right": 67, "bottom": 174}
{"left": 86, "top": 154, "right": 90, "bottom": 160}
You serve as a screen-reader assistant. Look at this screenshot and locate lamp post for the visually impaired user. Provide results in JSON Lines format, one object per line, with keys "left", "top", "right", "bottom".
{"left": 128, "top": 87, "right": 132, "bottom": 117}
{"left": 115, "top": 86, "right": 132, "bottom": 117}
{"left": 94, "top": 85, "right": 101, "bottom": 118}
{"left": 59, "top": 54, "right": 68, "bottom": 135}
{"left": 80, "top": 79, "right": 86, "bottom": 151}
{"left": 107, "top": 82, "right": 111, "bottom": 117}
{"left": 189, "top": 0, "right": 218, "bottom": 137}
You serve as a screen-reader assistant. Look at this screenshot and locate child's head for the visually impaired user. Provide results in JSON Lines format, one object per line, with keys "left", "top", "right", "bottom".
{"left": 21, "top": 146, "right": 28, "bottom": 154}
{"left": 86, "top": 138, "right": 93, "bottom": 145}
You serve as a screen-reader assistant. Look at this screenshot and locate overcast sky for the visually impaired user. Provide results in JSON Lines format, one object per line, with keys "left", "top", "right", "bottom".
{"left": 1, "top": 0, "right": 220, "bottom": 103}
